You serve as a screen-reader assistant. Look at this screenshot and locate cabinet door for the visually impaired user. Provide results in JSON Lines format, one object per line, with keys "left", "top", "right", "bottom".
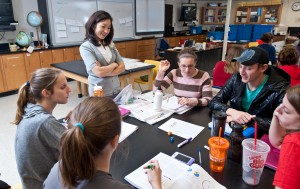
{"left": 24, "top": 52, "right": 41, "bottom": 80}
{"left": 263, "top": 5, "right": 281, "bottom": 24}
{"left": 217, "top": 8, "right": 227, "bottom": 23}
{"left": 63, "top": 48, "right": 75, "bottom": 62}
{"left": 235, "top": 7, "right": 248, "bottom": 23}
{"left": 72, "top": 46, "right": 82, "bottom": 60}
{"left": 125, "top": 41, "right": 137, "bottom": 59}
{"left": 52, "top": 49, "right": 64, "bottom": 63}
{"left": 249, "top": 7, "right": 263, "bottom": 23}
{"left": 2, "top": 54, "right": 27, "bottom": 91}
{"left": 39, "top": 50, "right": 53, "bottom": 68}
{"left": 115, "top": 42, "right": 126, "bottom": 57}
{"left": 0, "top": 57, "right": 5, "bottom": 92}
{"left": 203, "top": 7, "right": 216, "bottom": 24}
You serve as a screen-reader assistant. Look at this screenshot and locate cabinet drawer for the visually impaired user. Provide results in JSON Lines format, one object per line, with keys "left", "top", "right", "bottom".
{"left": 137, "top": 39, "right": 155, "bottom": 46}
{"left": 137, "top": 50, "right": 154, "bottom": 57}
{"left": 115, "top": 42, "right": 126, "bottom": 49}
{"left": 138, "top": 45, "right": 155, "bottom": 52}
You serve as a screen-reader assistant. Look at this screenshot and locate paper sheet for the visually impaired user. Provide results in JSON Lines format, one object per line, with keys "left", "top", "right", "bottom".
{"left": 159, "top": 118, "right": 204, "bottom": 140}
{"left": 119, "top": 121, "right": 138, "bottom": 143}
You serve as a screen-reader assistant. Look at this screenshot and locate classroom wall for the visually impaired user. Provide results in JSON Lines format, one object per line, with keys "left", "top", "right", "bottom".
{"left": 0, "top": 0, "right": 298, "bottom": 44}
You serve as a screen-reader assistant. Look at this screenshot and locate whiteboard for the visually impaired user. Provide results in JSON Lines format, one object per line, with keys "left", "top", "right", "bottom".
{"left": 47, "top": 0, "right": 97, "bottom": 46}
{"left": 97, "top": 0, "right": 134, "bottom": 40}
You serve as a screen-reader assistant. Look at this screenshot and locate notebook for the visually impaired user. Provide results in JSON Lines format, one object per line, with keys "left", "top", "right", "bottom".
{"left": 260, "top": 134, "right": 280, "bottom": 170}
{"left": 125, "top": 152, "right": 227, "bottom": 189}
{"left": 119, "top": 106, "right": 131, "bottom": 117}
{"left": 162, "top": 96, "right": 192, "bottom": 114}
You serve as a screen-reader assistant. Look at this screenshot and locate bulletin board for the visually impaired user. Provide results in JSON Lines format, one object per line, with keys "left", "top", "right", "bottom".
{"left": 97, "top": 0, "right": 134, "bottom": 40}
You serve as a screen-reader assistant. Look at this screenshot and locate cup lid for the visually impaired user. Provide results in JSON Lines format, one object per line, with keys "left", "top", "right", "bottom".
{"left": 94, "top": 85, "right": 102, "bottom": 90}
{"left": 208, "top": 137, "right": 230, "bottom": 150}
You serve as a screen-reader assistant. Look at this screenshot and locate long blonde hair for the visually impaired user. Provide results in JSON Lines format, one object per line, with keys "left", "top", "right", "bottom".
{"left": 224, "top": 45, "right": 244, "bottom": 74}
{"left": 12, "top": 68, "right": 62, "bottom": 125}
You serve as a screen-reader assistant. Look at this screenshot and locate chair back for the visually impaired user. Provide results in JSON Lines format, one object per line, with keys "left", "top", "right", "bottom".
{"left": 248, "top": 42, "right": 259, "bottom": 47}
{"left": 144, "top": 60, "right": 160, "bottom": 80}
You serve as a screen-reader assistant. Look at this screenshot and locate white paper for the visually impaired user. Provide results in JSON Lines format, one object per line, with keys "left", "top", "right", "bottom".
{"left": 66, "top": 19, "right": 76, "bottom": 26}
{"left": 162, "top": 96, "right": 193, "bottom": 114}
{"left": 124, "top": 61, "right": 151, "bottom": 70}
{"left": 119, "top": 121, "right": 138, "bottom": 143}
{"left": 119, "top": 18, "right": 126, "bottom": 24}
{"left": 159, "top": 118, "right": 204, "bottom": 140}
{"left": 135, "top": 91, "right": 172, "bottom": 103}
{"left": 70, "top": 26, "right": 80, "bottom": 33}
{"left": 56, "top": 24, "right": 66, "bottom": 31}
{"left": 74, "top": 20, "right": 84, "bottom": 27}
{"left": 125, "top": 16, "right": 133, "bottom": 23}
{"left": 57, "top": 31, "right": 67, "bottom": 38}
{"left": 55, "top": 17, "right": 65, "bottom": 24}
{"left": 125, "top": 152, "right": 227, "bottom": 189}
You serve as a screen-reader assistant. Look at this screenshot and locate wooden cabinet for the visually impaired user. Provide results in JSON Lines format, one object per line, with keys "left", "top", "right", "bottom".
{"left": 202, "top": 7, "right": 227, "bottom": 25}
{"left": 72, "top": 46, "right": 82, "bottom": 60}
{"left": 51, "top": 49, "right": 64, "bottom": 63}
{"left": 115, "top": 42, "right": 126, "bottom": 57}
{"left": 137, "top": 39, "right": 155, "bottom": 61}
{"left": 166, "top": 34, "right": 207, "bottom": 48}
{"left": 24, "top": 52, "right": 41, "bottom": 80}
{"left": 124, "top": 41, "right": 137, "bottom": 59}
{"left": 63, "top": 48, "right": 75, "bottom": 62}
{"left": 0, "top": 57, "right": 5, "bottom": 92}
{"left": 39, "top": 50, "right": 53, "bottom": 68}
{"left": 235, "top": 5, "right": 281, "bottom": 24}
{"left": 1, "top": 53, "right": 27, "bottom": 91}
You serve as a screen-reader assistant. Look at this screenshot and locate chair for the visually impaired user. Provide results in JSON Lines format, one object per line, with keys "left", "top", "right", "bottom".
{"left": 248, "top": 42, "right": 259, "bottom": 47}
{"left": 134, "top": 60, "right": 160, "bottom": 91}
{"left": 156, "top": 38, "right": 169, "bottom": 59}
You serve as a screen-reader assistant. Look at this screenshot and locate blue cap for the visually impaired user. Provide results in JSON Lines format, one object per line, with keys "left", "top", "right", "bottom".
{"left": 232, "top": 47, "right": 269, "bottom": 66}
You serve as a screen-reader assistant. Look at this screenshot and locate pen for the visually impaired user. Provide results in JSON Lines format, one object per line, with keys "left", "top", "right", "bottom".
{"left": 147, "top": 164, "right": 155, "bottom": 169}
{"left": 177, "top": 137, "right": 192, "bottom": 148}
{"left": 198, "top": 147, "right": 202, "bottom": 165}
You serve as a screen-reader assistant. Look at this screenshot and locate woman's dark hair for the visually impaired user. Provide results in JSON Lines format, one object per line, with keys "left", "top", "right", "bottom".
{"left": 278, "top": 46, "right": 299, "bottom": 66}
{"left": 260, "top": 33, "right": 273, "bottom": 43}
{"left": 59, "top": 97, "right": 121, "bottom": 188}
{"left": 286, "top": 85, "right": 300, "bottom": 115}
{"left": 84, "top": 10, "right": 114, "bottom": 46}
{"left": 177, "top": 47, "right": 198, "bottom": 63}
{"left": 13, "top": 68, "right": 62, "bottom": 125}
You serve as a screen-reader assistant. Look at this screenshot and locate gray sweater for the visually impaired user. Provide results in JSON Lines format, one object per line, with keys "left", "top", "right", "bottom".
{"left": 15, "top": 103, "right": 66, "bottom": 189}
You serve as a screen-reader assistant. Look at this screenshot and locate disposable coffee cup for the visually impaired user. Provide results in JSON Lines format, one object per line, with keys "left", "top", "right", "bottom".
{"left": 211, "top": 111, "right": 227, "bottom": 137}
{"left": 208, "top": 137, "right": 230, "bottom": 172}
{"left": 242, "top": 138, "right": 270, "bottom": 186}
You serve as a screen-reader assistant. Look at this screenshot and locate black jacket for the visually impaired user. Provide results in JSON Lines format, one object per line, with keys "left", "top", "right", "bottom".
{"left": 209, "top": 66, "right": 290, "bottom": 135}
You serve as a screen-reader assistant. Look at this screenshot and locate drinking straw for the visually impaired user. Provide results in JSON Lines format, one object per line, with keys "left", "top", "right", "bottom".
{"left": 218, "top": 127, "right": 222, "bottom": 145}
{"left": 253, "top": 121, "right": 258, "bottom": 185}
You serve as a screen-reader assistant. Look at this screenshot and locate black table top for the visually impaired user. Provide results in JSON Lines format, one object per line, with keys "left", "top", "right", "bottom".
{"left": 51, "top": 60, "right": 155, "bottom": 78}
{"left": 111, "top": 107, "right": 275, "bottom": 189}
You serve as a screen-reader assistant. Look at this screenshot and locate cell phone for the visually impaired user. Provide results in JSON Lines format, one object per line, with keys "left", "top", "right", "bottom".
{"left": 171, "top": 152, "right": 195, "bottom": 166}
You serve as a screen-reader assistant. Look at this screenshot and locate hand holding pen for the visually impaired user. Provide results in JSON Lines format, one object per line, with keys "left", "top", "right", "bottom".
{"left": 143, "top": 160, "right": 162, "bottom": 189}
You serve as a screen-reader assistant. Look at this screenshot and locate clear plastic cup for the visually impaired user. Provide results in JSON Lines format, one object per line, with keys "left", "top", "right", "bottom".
{"left": 242, "top": 138, "right": 270, "bottom": 186}
{"left": 208, "top": 137, "right": 230, "bottom": 172}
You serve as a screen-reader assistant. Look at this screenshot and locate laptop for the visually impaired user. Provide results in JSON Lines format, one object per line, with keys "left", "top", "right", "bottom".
{"left": 260, "top": 134, "right": 280, "bottom": 170}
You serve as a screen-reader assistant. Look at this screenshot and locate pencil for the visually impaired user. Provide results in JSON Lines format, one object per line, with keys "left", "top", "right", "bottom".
{"left": 198, "top": 147, "right": 202, "bottom": 165}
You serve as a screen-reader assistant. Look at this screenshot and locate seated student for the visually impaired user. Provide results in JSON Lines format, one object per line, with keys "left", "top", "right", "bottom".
{"left": 44, "top": 97, "right": 162, "bottom": 189}
{"left": 12, "top": 68, "right": 71, "bottom": 189}
{"left": 212, "top": 45, "right": 244, "bottom": 87}
{"left": 258, "top": 33, "right": 277, "bottom": 65}
{"left": 154, "top": 47, "right": 212, "bottom": 107}
{"left": 269, "top": 85, "right": 300, "bottom": 189}
{"left": 277, "top": 46, "right": 300, "bottom": 86}
{"left": 209, "top": 47, "right": 290, "bottom": 136}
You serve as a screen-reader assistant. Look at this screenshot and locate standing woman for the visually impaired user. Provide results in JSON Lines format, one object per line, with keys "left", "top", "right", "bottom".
{"left": 13, "top": 68, "right": 71, "bottom": 189}
{"left": 154, "top": 47, "right": 212, "bottom": 107}
{"left": 80, "top": 10, "right": 125, "bottom": 96}
{"left": 44, "top": 97, "right": 162, "bottom": 189}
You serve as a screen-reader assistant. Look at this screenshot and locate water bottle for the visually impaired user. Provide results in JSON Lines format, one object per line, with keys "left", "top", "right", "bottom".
{"left": 153, "top": 87, "right": 163, "bottom": 111}
{"left": 228, "top": 122, "right": 245, "bottom": 163}
{"left": 93, "top": 85, "right": 104, "bottom": 97}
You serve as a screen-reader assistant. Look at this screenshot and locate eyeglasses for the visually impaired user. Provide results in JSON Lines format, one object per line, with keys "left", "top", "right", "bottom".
{"left": 179, "top": 64, "right": 196, "bottom": 69}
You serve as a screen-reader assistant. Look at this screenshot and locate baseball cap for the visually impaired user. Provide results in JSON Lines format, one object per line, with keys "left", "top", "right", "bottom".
{"left": 232, "top": 47, "right": 269, "bottom": 66}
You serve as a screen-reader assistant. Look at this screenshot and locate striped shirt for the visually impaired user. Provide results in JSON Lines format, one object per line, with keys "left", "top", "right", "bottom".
{"left": 154, "top": 69, "right": 212, "bottom": 106}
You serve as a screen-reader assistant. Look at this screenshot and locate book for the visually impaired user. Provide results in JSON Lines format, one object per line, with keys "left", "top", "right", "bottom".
{"left": 162, "top": 96, "right": 193, "bottom": 114}
{"left": 125, "top": 152, "right": 227, "bottom": 189}
{"left": 119, "top": 106, "right": 131, "bottom": 117}
{"left": 118, "top": 121, "right": 138, "bottom": 143}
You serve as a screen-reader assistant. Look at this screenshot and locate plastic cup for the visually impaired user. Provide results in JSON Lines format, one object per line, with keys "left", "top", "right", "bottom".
{"left": 242, "top": 138, "right": 270, "bottom": 186}
{"left": 208, "top": 137, "right": 230, "bottom": 172}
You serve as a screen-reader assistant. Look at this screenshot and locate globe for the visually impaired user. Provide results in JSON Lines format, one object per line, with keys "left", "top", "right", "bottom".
{"left": 27, "top": 11, "right": 43, "bottom": 27}
{"left": 16, "top": 31, "right": 32, "bottom": 49}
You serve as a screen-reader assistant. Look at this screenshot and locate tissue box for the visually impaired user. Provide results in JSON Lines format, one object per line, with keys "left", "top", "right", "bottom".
{"left": 190, "top": 26, "right": 202, "bottom": 34}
